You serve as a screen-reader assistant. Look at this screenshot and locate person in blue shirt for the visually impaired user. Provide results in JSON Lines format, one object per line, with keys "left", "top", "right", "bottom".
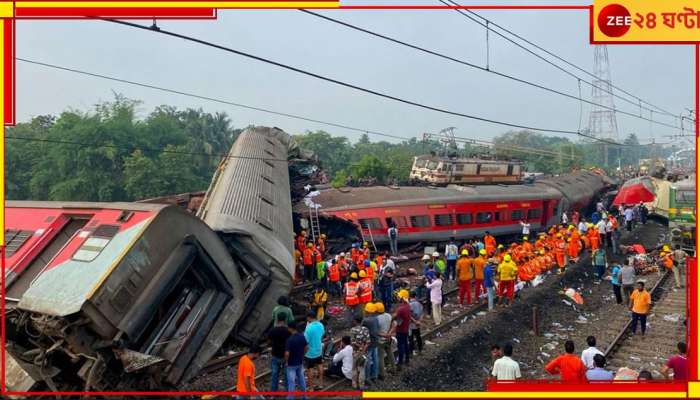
{"left": 586, "top": 354, "right": 614, "bottom": 381}
{"left": 483, "top": 259, "right": 497, "bottom": 311}
{"left": 610, "top": 262, "right": 622, "bottom": 304}
{"left": 286, "top": 321, "right": 308, "bottom": 396}
{"left": 591, "top": 211, "right": 601, "bottom": 224}
{"left": 304, "top": 310, "right": 325, "bottom": 391}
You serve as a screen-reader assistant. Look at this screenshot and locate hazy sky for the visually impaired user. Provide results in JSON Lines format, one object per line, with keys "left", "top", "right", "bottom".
{"left": 16, "top": 1, "right": 695, "bottom": 145}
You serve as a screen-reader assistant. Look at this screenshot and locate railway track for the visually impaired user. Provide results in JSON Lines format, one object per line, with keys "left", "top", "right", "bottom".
{"left": 206, "top": 281, "right": 487, "bottom": 396}
{"left": 603, "top": 271, "right": 687, "bottom": 377}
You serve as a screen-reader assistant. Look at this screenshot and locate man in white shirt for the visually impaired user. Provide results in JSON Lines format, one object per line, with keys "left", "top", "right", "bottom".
{"left": 578, "top": 219, "right": 588, "bottom": 234}
{"left": 492, "top": 343, "right": 521, "bottom": 380}
{"left": 580, "top": 336, "right": 604, "bottom": 369}
{"left": 426, "top": 273, "right": 443, "bottom": 325}
{"left": 519, "top": 220, "right": 531, "bottom": 236}
{"left": 561, "top": 212, "right": 568, "bottom": 225}
{"left": 326, "top": 336, "right": 353, "bottom": 380}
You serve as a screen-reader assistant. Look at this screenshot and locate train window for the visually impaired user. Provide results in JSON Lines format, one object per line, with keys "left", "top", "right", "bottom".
{"left": 427, "top": 161, "right": 438, "bottom": 170}
{"left": 390, "top": 216, "right": 409, "bottom": 228}
{"left": 494, "top": 212, "right": 502, "bottom": 221}
{"left": 476, "top": 212, "right": 492, "bottom": 224}
{"left": 4, "top": 229, "right": 33, "bottom": 257}
{"left": 410, "top": 215, "right": 431, "bottom": 228}
{"left": 455, "top": 164, "right": 464, "bottom": 171}
{"left": 358, "top": 218, "right": 383, "bottom": 230}
{"left": 456, "top": 213, "right": 472, "bottom": 225}
{"left": 527, "top": 209, "right": 542, "bottom": 220}
{"left": 511, "top": 210, "right": 524, "bottom": 220}
{"left": 415, "top": 159, "right": 427, "bottom": 168}
{"left": 73, "top": 237, "right": 111, "bottom": 262}
{"left": 434, "top": 214, "right": 453, "bottom": 226}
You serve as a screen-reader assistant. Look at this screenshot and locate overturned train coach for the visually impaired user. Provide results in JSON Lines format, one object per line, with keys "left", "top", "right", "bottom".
{"left": 4, "top": 127, "right": 297, "bottom": 391}
{"left": 302, "top": 170, "right": 612, "bottom": 244}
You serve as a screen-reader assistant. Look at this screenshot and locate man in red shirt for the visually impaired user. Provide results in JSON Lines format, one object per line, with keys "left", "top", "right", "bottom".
{"left": 545, "top": 340, "right": 587, "bottom": 383}
{"left": 393, "top": 291, "right": 412, "bottom": 369}
{"left": 661, "top": 342, "right": 688, "bottom": 381}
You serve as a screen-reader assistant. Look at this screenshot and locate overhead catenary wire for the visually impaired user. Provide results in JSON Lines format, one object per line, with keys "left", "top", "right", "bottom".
{"left": 102, "top": 18, "right": 623, "bottom": 145}
{"left": 300, "top": 10, "right": 681, "bottom": 132}
{"left": 17, "top": 58, "right": 598, "bottom": 160}
{"left": 438, "top": 0, "right": 689, "bottom": 126}
{"left": 459, "top": 6, "right": 681, "bottom": 119}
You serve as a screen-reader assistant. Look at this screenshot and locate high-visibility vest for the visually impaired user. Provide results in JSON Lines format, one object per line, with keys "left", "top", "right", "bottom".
{"left": 329, "top": 263, "right": 340, "bottom": 282}
{"left": 345, "top": 281, "right": 359, "bottom": 305}
{"left": 318, "top": 238, "right": 325, "bottom": 253}
{"left": 663, "top": 254, "right": 673, "bottom": 269}
{"left": 358, "top": 279, "right": 372, "bottom": 303}
{"left": 351, "top": 248, "right": 360, "bottom": 264}
{"left": 367, "top": 262, "right": 376, "bottom": 281}
{"left": 297, "top": 236, "right": 306, "bottom": 251}
{"left": 303, "top": 248, "right": 314, "bottom": 265}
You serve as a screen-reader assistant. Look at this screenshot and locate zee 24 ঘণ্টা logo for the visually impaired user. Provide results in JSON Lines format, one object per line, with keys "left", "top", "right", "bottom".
{"left": 596, "top": 2, "right": 700, "bottom": 41}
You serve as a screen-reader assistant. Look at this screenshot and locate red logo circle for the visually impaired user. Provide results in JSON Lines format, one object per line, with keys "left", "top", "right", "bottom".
{"left": 598, "top": 4, "right": 632, "bottom": 37}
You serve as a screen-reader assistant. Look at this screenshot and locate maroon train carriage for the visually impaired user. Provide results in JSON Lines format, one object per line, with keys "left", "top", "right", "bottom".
{"left": 302, "top": 170, "right": 610, "bottom": 244}
{"left": 4, "top": 201, "right": 246, "bottom": 391}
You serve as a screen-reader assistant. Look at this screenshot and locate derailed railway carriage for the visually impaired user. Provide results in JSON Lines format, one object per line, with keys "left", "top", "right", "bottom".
{"left": 4, "top": 126, "right": 299, "bottom": 391}
{"left": 5, "top": 201, "right": 245, "bottom": 390}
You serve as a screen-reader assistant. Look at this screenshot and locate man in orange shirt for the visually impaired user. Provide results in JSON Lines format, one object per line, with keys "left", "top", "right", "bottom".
{"left": 544, "top": 340, "right": 587, "bottom": 383}
{"left": 472, "top": 250, "right": 487, "bottom": 302}
{"left": 456, "top": 250, "right": 473, "bottom": 305}
{"left": 237, "top": 345, "right": 262, "bottom": 394}
{"left": 629, "top": 281, "right": 652, "bottom": 336}
{"left": 484, "top": 232, "right": 496, "bottom": 256}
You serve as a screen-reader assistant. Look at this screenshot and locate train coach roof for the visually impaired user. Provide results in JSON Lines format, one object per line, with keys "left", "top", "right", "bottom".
{"left": 305, "top": 183, "right": 561, "bottom": 211}
{"left": 6, "top": 200, "right": 168, "bottom": 212}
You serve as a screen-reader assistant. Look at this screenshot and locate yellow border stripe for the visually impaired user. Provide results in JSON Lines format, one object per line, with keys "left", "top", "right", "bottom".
{"left": 17, "top": 1, "right": 338, "bottom": 7}
{"left": 364, "top": 392, "right": 687, "bottom": 398}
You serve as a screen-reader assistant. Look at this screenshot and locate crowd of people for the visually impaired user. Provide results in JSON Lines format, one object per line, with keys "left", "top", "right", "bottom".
{"left": 234, "top": 203, "right": 688, "bottom": 395}
{"left": 489, "top": 336, "right": 687, "bottom": 383}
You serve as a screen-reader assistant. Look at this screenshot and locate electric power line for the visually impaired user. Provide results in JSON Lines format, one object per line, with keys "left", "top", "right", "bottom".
{"left": 460, "top": 6, "right": 682, "bottom": 119}
{"left": 439, "top": 0, "right": 690, "bottom": 127}
{"left": 17, "top": 57, "right": 607, "bottom": 159}
{"left": 102, "top": 18, "right": 623, "bottom": 145}
{"left": 300, "top": 9, "right": 682, "bottom": 133}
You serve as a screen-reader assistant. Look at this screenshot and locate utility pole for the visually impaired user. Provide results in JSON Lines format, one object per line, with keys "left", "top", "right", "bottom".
{"left": 587, "top": 45, "right": 620, "bottom": 167}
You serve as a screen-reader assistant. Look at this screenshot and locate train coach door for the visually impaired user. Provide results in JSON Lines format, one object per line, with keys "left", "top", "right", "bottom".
{"left": 541, "top": 201, "right": 550, "bottom": 227}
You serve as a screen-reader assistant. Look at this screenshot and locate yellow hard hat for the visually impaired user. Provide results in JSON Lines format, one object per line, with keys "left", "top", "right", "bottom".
{"left": 363, "top": 241, "right": 369, "bottom": 246}
{"left": 374, "top": 302, "right": 385, "bottom": 313}
{"left": 663, "top": 245, "right": 671, "bottom": 252}
{"left": 461, "top": 249, "right": 469, "bottom": 256}
{"left": 301, "top": 230, "right": 307, "bottom": 235}
{"left": 568, "top": 224, "right": 574, "bottom": 229}
{"left": 350, "top": 272, "right": 358, "bottom": 279}
{"left": 497, "top": 244, "right": 504, "bottom": 249}
{"left": 307, "top": 242, "right": 313, "bottom": 248}
{"left": 523, "top": 236, "right": 528, "bottom": 241}
{"left": 359, "top": 270, "right": 367, "bottom": 278}
{"left": 320, "top": 234, "right": 326, "bottom": 239}
{"left": 364, "top": 303, "right": 377, "bottom": 313}
{"left": 479, "top": 249, "right": 487, "bottom": 256}
{"left": 587, "top": 223, "right": 594, "bottom": 228}
{"left": 504, "top": 254, "right": 512, "bottom": 262}
{"left": 397, "top": 289, "right": 409, "bottom": 301}
{"left": 539, "top": 249, "right": 545, "bottom": 255}
{"left": 556, "top": 233, "right": 562, "bottom": 238}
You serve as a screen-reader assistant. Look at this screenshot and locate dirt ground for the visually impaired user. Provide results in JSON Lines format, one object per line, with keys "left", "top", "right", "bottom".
{"left": 372, "top": 220, "right": 669, "bottom": 391}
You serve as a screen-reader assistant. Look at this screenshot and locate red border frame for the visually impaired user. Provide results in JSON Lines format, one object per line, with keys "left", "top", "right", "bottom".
{"left": 3, "top": 2, "right": 699, "bottom": 397}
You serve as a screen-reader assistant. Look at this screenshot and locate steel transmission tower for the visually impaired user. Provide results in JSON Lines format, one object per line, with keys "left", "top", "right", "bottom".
{"left": 587, "top": 45, "right": 619, "bottom": 166}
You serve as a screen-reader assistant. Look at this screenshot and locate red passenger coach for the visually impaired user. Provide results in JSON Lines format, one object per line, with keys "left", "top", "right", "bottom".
{"left": 305, "top": 170, "right": 610, "bottom": 244}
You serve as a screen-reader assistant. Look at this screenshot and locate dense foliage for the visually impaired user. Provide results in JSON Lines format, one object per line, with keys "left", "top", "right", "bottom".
{"left": 6, "top": 97, "right": 677, "bottom": 201}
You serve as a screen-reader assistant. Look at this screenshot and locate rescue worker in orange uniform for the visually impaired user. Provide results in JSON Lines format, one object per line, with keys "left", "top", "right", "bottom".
{"left": 521, "top": 236, "right": 533, "bottom": 254}
{"left": 296, "top": 231, "right": 307, "bottom": 253}
{"left": 351, "top": 243, "right": 361, "bottom": 265}
{"left": 484, "top": 232, "right": 496, "bottom": 256}
{"left": 344, "top": 272, "right": 360, "bottom": 323}
{"left": 568, "top": 228, "right": 581, "bottom": 262}
{"left": 362, "top": 241, "right": 371, "bottom": 260}
{"left": 328, "top": 258, "right": 341, "bottom": 297}
{"left": 473, "top": 249, "right": 487, "bottom": 302}
{"left": 554, "top": 234, "right": 566, "bottom": 274}
{"left": 357, "top": 270, "right": 373, "bottom": 305}
{"left": 588, "top": 227, "right": 600, "bottom": 251}
{"left": 456, "top": 249, "right": 473, "bottom": 305}
{"left": 303, "top": 242, "right": 315, "bottom": 282}
{"left": 317, "top": 233, "right": 326, "bottom": 256}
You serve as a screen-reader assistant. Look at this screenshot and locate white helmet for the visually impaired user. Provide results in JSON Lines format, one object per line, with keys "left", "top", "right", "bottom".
{"left": 339, "top": 252, "right": 346, "bottom": 257}
{"left": 432, "top": 251, "right": 440, "bottom": 257}
{"left": 422, "top": 254, "right": 431, "bottom": 261}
